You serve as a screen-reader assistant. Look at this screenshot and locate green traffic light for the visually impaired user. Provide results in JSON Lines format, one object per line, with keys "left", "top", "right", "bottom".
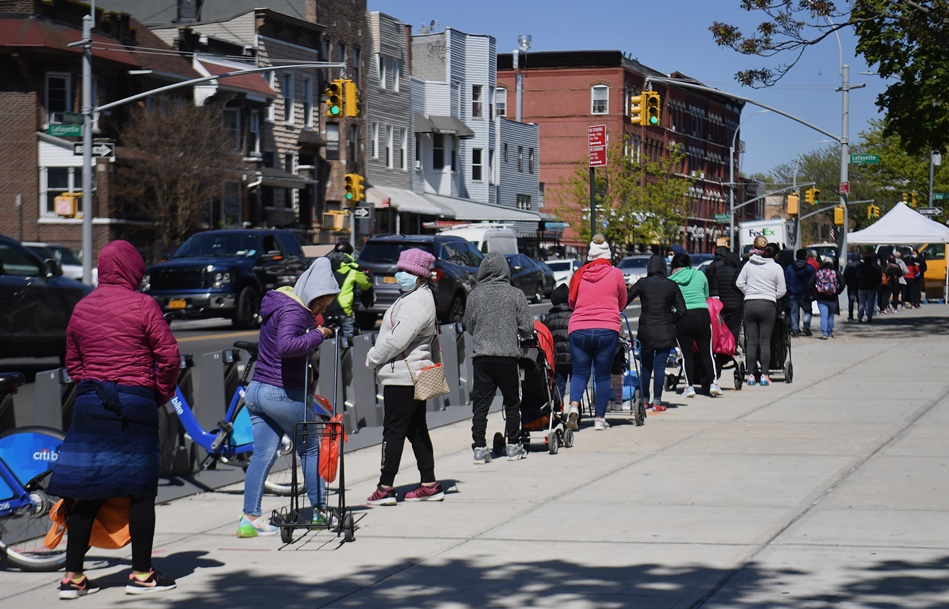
{"left": 649, "top": 116, "right": 658, "bottom": 125}
{"left": 345, "top": 192, "right": 353, "bottom": 200}
{"left": 330, "top": 106, "right": 340, "bottom": 115}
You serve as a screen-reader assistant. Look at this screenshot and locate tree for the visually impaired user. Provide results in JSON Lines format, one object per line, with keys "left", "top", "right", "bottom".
{"left": 113, "top": 103, "right": 243, "bottom": 253}
{"left": 555, "top": 137, "right": 692, "bottom": 250}
{"left": 710, "top": 1, "right": 949, "bottom": 154}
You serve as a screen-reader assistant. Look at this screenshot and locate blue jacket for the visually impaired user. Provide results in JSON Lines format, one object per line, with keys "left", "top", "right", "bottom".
{"left": 785, "top": 260, "right": 816, "bottom": 298}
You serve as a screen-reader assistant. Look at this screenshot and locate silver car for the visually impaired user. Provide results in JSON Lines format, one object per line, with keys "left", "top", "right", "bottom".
{"left": 618, "top": 255, "right": 652, "bottom": 287}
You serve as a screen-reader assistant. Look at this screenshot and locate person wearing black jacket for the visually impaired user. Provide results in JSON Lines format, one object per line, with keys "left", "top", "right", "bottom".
{"left": 705, "top": 248, "right": 744, "bottom": 355}
{"left": 628, "top": 256, "right": 686, "bottom": 411}
{"left": 855, "top": 249, "right": 882, "bottom": 323}
{"left": 785, "top": 249, "right": 816, "bottom": 337}
{"left": 842, "top": 253, "right": 860, "bottom": 321}
{"left": 545, "top": 284, "right": 572, "bottom": 406}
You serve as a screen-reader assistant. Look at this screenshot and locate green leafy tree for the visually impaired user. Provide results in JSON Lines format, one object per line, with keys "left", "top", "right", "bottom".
{"left": 710, "top": 1, "right": 949, "bottom": 154}
{"left": 555, "top": 137, "right": 692, "bottom": 250}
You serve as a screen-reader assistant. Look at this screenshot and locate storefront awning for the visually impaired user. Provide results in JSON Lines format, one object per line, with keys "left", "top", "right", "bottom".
{"left": 413, "top": 113, "right": 474, "bottom": 138}
{"left": 252, "top": 167, "right": 317, "bottom": 189}
{"left": 365, "top": 186, "right": 452, "bottom": 216}
{"left": 422, "top": 194, "right": 543, "bottom": 222}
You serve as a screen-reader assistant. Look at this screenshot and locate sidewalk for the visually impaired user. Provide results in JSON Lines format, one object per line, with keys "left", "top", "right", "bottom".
{"left": 4, "top": 304, "right": 949, "bottom": 608}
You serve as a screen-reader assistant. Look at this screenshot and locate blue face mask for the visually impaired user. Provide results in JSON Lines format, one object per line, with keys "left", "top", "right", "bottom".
{"left": 395, "top": 271, "right": 418, "bottom": 291}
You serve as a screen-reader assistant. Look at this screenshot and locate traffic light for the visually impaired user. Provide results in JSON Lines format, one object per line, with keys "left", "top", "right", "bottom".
{"left": 867, "top": 204, "right": 880, "bottom": 219}
{"left": 344, "top": 173, "right": 365, "bottom": 203}
{"left": 629, "top": 94, "right": 643, "bottom": 125}
{"left": 903, "top": 192, "right": 918, "bottom": 207}
{"left": 342, "top": 79, "right": 359, "bottom": 117}
{"left": 324, "top": 79, "right": 343, "bottom": 117}
{"left": 644, "top": 91, "right": 661, "bottom": 126}
{"left": 834, "top": 205, "right": 845, "bottom": 225}
{"left": 804, "top": 187, "right": 820, "bottom": 205}
{"left": 787, "top": 192, "right": 800, "bottom": 215}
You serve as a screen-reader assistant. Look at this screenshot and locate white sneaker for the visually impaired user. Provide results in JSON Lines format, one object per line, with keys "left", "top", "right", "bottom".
{"left": 566, "top": 405, "right": 580, "bottom": 431}
{"left": 473, "top": 446, "right": 492, "bottom": 464}
{"left": 593, "top": 418, "right": 609, "bottom": 431}
{"left": 709, "top": 383, "right": 723, "bottom": 397}
{"left": 684, "top": 386, "right": 696, "bottom": 398}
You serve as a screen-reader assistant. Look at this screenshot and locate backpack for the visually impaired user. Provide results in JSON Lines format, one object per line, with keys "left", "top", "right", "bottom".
{"left": 815, "top": 268, "right": 838, "bottom": 295}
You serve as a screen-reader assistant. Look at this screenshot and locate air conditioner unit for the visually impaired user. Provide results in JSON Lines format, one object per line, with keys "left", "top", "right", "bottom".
{"left": 415, "top": 160, "right": 422, "bottom": 170}
{"left": 322, "top": 213, "right": 346, "bottom": 230}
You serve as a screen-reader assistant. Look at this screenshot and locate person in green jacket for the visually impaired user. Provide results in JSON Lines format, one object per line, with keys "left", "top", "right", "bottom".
{"left": 669, "top": 253, "right": 722, "bottom": 399}
{"left": 325, "top": 241, "right": 372, "bottom": 339}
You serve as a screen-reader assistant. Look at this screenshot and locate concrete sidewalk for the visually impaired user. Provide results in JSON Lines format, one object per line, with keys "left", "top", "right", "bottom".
{"left": 3, "top": 305, "right": 949, "bottom": 608}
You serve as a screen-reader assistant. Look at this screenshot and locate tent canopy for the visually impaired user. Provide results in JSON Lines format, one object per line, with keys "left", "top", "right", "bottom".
{"left": 847, "top": 202, "right": 949, "bottom": 244}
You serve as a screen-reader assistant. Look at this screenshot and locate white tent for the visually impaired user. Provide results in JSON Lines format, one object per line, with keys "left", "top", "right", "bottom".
{"left": 847, "top": 201, "right": 949, "bottom": 244}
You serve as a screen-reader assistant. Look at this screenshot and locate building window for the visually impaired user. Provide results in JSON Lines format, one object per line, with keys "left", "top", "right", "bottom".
{"left": 516, "top": 194, "right": 532, "bottom": 211}
{"left": 451, "top": 142, "right": 457, "bottom": 172}
{"left": 222, "top": 108, "right": 241, "bottom": 152}
{"left": 42, "top": 166, "right": 77, "bottom": 217}
{"left": 385, "top": 125, "right": 393, "bottom": 168}
{"left": 325, "top": 123, "right": 340, "bottom": 161}
{"left": 471, "top": 85, "right": 484, "bottom": 119}
{"left": 392, "top": 59, "right": 400, "bottom": 92}
{"left": 415, "top": 137, "right": 420, "bottom": 169}
{"left": 282, "top": 73, "right": 294, "bottom": 124}
{"left": 591, "top": 84, "right": 608, "bottom": 114}
{"left": 495, "top": 87, "right": 507, "bottom": 118}
{"left": 337, "top": 42, "right": 346, "bottom": 66}
{"left": 518, "top": 146, "right": 524, "bottom": 172}
{"left": 249, "top": 110, "right": 260, "bottom": 155}
{"left": 352, "top": 47, "right": 360, "bottom": 86}
{"left": 302, "top": 77, "right": 312, "bottom": 128}
{"left": 322, "top": 37, "right": 331, "bottom": 62}
{"left": 400, "top": 128, "right": 407, "bottom": 170}
{"left": 46, "top": 73, "right": 71, "bottom": 124}
{"left": 489, "top": 148, "right": 495, "bottom": 183}
{"left": 371, "top": 122, "right": 379, "bottom": 158}
{"left": 529, "top": 147, "right": 535, "bottom": 174}
{"left": 377, "top": 54, "right": 386, "bottom": 89}
{"left": 472, "top": 148, "right": 483, "bottom": 181}
{"left": 348, "top": 124, "right": 357, "bottom": 162}
{"left": 451, "top": 80, "right": 461, "bottom": 116}
{"left": 433, "top": 133, "right": 445, "bottom": 169}
{"left": 284, "top": 153, "right": 294, "bottom": 173}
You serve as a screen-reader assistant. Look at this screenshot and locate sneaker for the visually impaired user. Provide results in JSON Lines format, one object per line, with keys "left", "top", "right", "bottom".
{"left": 802, "top": 328, "right": 813, "bottom": 336}
{"left": 473, "top": 446, "right": 492, "bottom": 464}
{"left": 237, "top": 514, "right": 279, "bottom": 538}
{"left": 593, "top": 417, "right": 610, "bottom": 430}
{"left": 566, "top": 404, "right": 580, "bottom": 431}
{"left": 746, "top": 375, "right": 757, "bottom": 386}
{"left": 404, "top": 482, "right": 445, "bottom": 502}
{"left": 709, "top": 383, "right": 723, "bottom": 397}
{"left": 125, "top": 569, "right": 176, "bottom": 595}
{"left": 653, "top": 403, "right": 667, "bottom": 412}
{"left": 59, "top": 575, "right": 100, "bottom": 600}
{"left": 367, "top": 486, "right": 397, "bottom": 506}
{"left": 684, "top": 386, "right": 696, "bottom": 398}
{"left": 505, "top": 443, "right": 527, "bottom": 460}
{"left": 759, "top": 375, "right": 772, "bottom": 386}
{"left": 312, "top": 508, "right": 330, "bottom": 527}
{"left": 821, "top": 334, "right": 829, "bottom": 340}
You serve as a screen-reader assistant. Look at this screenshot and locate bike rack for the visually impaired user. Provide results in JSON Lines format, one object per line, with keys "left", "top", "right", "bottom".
{"left": 158, "top": 354, "right": 196, "bottom": 476}
{"left": 32, "top": 368, "right": 74, "bottom": 431}
{"left": 439, "top": 323, "right": 464, "bottom": 408}
{"left": 350, "top": 334, "right": 381, "bottom": 428}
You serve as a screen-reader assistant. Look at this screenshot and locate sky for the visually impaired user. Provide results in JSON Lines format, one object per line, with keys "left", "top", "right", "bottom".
{"left": 368, "top": 0, "right": 889, "bottom": 180}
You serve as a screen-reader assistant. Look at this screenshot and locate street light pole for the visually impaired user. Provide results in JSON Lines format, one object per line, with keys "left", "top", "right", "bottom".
{"left": 729, "top": 110, "right": 769, "bottom": 252}
{"left": 80, "top": 13, "right": 94, "bottom": 284}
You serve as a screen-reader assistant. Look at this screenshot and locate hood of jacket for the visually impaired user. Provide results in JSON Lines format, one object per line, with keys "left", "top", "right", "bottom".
{"left": 292, "top": 257, "right": 340, "bottom": 307}
{"left": 724, "top": 251, "right": 740, "bottom": 268}
{"left": 477, "top": 251, "right": 511, "bottom": 284}
{"left": 791, "top": 259, "right": 810, "bottom": 271}
{"left": 714, "top": 246, "right": 729, "bottom": 260}
{"left": 580, "top": 259, "right": 615, "bottom": 283}
{"left": 670, "top": 266, "right": 699, "bottom": 285}
{"left": 747, "top": 254, "right": 771, "bottom": 266}
{"left": 646, "top": 255, "right": 667, "bottom": 276}
{"left": 260, "top": 287, "right": 305, "bottom": 324}
{"left": 551, "top": 283, "right": 569, "bottom": 305}
{"left": 97, "top": 240, "right": 145, "bottom": 290}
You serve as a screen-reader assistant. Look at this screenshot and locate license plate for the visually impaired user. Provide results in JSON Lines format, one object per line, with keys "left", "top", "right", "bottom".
{"left": 167, "top": 299, "right": 187, "bottom": 310}
{"left": 382, "top": 276, "right": 397, "bottom": 284}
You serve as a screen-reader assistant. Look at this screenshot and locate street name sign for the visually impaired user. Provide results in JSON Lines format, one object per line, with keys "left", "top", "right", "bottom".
{"left": 588, "top": 125, "right": 607, "bottom": 167}
{"left": 73, "top": 143, "right": 115, "bottom": 158}
{"left": 933, "top": 193, "right": 948, "bottom": 201}
{"left": 714, "top": 213, "right": 731, "bottom": 223}
{"left": 48, "top": 124, "right": 82, "bottom": 137}
{"left": 849, "top": 154, "right": 879, "bottom": 164}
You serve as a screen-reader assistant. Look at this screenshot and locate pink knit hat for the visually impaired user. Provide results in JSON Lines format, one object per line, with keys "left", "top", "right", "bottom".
{"left": 397, "top": 248, "right": 435, "bottom": 277}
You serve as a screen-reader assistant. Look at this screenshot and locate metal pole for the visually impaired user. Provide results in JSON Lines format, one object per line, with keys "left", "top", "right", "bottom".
{"left": 16, "top": 194, "right": 23, "bottom": 241}
{"left": 589, "top": 166, "right": 596, "bottom": 240}
{"left": 929, "top": 150, "right": 936, "bottom": 208}
{"left": 838, "top": 64, "right": 850, "bottom": 267}
{"left": 81, "top": 14, "right": 94, "bottom": 284}
{"left": 729, "top": 143, "right": 735, "bottom": 252}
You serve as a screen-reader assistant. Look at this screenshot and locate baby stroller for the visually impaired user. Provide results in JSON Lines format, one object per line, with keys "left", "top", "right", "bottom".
{"left": 493, "top": 320, "right": 572, "bottom": 455}
{"left": 747, "top": 308, "right": 793, "bottom": 383}
{"left": 581, "top": 313, "right": 646, "bottom": 426}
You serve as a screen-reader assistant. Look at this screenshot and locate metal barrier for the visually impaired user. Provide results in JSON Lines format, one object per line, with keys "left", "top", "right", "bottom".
{"left": 350, "top": 333, "right": 382, "bottom": 427}
{"left": 157, "top": 355, "right": 195, "bottom": 476}
{"left": 32, "top": 368, "right": 74, "bottom": 430}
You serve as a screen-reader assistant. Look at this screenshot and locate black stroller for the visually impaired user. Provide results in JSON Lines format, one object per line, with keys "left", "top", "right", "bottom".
{"left": 748, "top": 308, "right": 793, "bottom": 383}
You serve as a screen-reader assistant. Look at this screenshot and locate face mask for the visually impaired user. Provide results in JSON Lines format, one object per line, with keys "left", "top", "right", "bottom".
{"left": 395, "top": 271, "right": 418, "bottom": 291}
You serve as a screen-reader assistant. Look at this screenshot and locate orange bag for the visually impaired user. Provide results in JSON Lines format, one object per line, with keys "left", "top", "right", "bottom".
{"left": 318, "top": 415, "right": 347, "bottom": 483}
{"left": 45, "top": 497, "right": 132, "bottom": 550}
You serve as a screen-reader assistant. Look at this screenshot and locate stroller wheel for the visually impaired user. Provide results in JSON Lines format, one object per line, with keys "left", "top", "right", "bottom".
{"left": 548, "top": 432, "right": 560, "bottom": 455}
{"left": 492, "top": 432, "right": 506, "bottom": 458}
{"left": 634, "top": 401, "right": 646, "bottom": 426}
{"left": 563, "top": 428, "right": 575, "bottom": 448}
{"left": 734, "top": 368, "right": 743, "bottom": 390}
{"left": 665, "top": 374, "right": 677, "bottom": 391}
{"left": 784, "top": 362, "right": 793, "bottom": 383}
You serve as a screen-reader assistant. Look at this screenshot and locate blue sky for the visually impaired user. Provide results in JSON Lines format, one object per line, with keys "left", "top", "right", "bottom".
{"left": 368, "top": 0, "right": 889, "bottom": 179}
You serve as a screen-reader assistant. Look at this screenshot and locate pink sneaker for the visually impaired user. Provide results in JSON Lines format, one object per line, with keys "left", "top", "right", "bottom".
{"left": 404, "top": 482, "right": 445, "bottom": 502}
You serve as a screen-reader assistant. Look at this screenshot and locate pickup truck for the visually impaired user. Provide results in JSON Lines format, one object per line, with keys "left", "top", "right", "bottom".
{"left": 142, "top": 229, "right": 312, "bottom": 328}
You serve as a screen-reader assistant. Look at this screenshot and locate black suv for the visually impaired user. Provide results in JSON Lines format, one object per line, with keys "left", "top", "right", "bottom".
{"left": 143, "top": 229, "right": 312, "bottom": 328}
{"left": 354, "top": 234, "right": 484, "bottom": 329}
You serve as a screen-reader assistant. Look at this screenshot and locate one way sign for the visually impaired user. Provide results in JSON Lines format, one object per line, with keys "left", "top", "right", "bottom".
{"left": 73, "top": 142, "right": 115, "bottom": 158}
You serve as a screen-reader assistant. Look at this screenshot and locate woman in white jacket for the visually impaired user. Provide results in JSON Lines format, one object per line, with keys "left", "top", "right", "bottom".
{"left": 736, "top": 238, "right": 787, "bottom": 386}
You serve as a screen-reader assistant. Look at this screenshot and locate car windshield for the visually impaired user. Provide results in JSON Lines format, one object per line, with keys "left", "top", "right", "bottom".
{"left": 48, "top": 245, "right": 82, "bottom": 265}
{"left": 619, "top": 257, "right": 649, "bottom": 270}
{"left": 547, "top": 261, "right": 572, "bottom": 271}
{"left": 172, "top": 234, "right": 260, "bottom": 258}
{"left": 358, "top": 242, "right": 435, "bottom": 264}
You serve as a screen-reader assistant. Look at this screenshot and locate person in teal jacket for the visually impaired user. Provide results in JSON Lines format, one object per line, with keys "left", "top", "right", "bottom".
{"left": 669, "top": 253, "right": 721, "bottom": 398}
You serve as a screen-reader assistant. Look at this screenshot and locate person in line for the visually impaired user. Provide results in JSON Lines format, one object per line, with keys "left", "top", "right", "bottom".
{"left": 785, "top": 249, "right": 816, "bottom": 337}
{"left": 465, "top": 251, "right": 535, "bottom": 461}
{"left": 856, "top": 248, "right": 882, "bottom": 323}
{"left": 881, "top": 254, "right": 904, "bottom": 313}
{"left": 842, "top": 252, "right": 861, "bottom": 321}
{"left": 325, "top": 241, "right": 372, "bottom": 340}
{"left": 901, "top": 252, "right": 920, "bottom": 310}
{"left": 669, "top": 253, "right": 721, "bottom": 398}
{"left": 567, "top": 235, "right": 628, "bottom": 430}
{"left": 910, "top": 249, "right": 927, "bottom": 307}
{"left": 628, "top": 255, "right": 686, "bottom": 411}
{"left": 812, "top": 257, "right": 845, "bottom": 339}
{"left": 48, "top": 241, "right": 180, "bottom": 598}
{"left": 545, "top": 283, "right": 573, "bottom": 406}
{"left": 705, "top": 246, "right": 744, "bottom": 369}
{"left": 736, "top": 236, "right": 787, "bottom": 386}
{"left": 365, "top": 248, "right": 445, "bottom": 503}
{"left": 240, "top": 257, "right": 338, "bottom": 536}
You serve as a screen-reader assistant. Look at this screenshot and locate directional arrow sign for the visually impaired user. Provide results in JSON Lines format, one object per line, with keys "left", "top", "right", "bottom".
{"left": 352, "top": 207, "right": 370, "bottom": 219}
{"left": 918, "top": 207, "right": 942, "bottom": 216}
{"left": 73, "top": 143, "right": 115, "bottom": 158}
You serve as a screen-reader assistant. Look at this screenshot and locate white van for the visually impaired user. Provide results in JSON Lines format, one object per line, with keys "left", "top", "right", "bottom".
{"left": 438, "top": 223, "right": 519, "bottom": 255}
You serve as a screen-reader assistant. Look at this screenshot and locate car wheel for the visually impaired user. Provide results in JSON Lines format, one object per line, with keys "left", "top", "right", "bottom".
{"left": 355, "top": 312, "right": 378, "bottom": 331}
{"left": 448, "top": 295, "right": 465, "bottom": 324}
{"left": 233, "top": 287, "right": 260, "bottom": 329}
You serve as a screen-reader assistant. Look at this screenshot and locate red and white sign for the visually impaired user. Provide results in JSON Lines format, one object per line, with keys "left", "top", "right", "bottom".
{"left": 839, "top": 181, "right": 850, "bottom": 194}
{"left": 588, "top": 125, "right": 607, "bottom": 167}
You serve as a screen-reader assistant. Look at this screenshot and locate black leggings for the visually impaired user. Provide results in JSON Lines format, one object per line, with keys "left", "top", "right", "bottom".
{"left": 65, "top": 496, "right": 155, "bottom": 573}
{"left": 744, "top": 300, "right": 776, "bottom": 377}
{"left": 378, "top": 384, "right": 435, "bottom": 488}
{"left": 675, "top": 309, "right": 717, "bottom": 389}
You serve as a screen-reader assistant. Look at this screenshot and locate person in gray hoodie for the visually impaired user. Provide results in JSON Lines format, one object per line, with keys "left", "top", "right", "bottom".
{"left": 465, "top": 251, "right": 535, "bottom": 463}
{"left": 735, "top": 238, "right": 787, "bottom": 386}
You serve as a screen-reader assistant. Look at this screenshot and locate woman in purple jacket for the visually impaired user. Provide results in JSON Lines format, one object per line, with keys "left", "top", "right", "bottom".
{"left": 238, "top": 258, "right": 339, "bottom": 537}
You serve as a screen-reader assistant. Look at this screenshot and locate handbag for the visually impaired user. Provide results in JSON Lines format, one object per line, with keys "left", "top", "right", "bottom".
{"left": 403, "top": 322, "right": 450, "bottom": 401}
{"left": 319, "top": 414, "right": 348, "bottom": 483}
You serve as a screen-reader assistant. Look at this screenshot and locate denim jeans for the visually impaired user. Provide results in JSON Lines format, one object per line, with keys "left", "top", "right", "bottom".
{"left": 817, "top": 301, "right": 837, "bottom": 336}
{"left": 242, "top": 381, "right": 325, "bottom": 516}
{"left": 639, "top": 347, "right": 670, "bottom": 405}
{"left": 857, "top": 289, "right": 876, "bottom": 320}
{"left": 569, "top": 329, "right": 619, "bottom": 419}
{"left": 788, "top": 293, "right": 812, "bottom": 332}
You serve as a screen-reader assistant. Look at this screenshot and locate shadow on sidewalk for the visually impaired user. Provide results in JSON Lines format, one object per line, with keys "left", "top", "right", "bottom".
{"left": 843, "top": 314, "right": 949, "bottom": 340}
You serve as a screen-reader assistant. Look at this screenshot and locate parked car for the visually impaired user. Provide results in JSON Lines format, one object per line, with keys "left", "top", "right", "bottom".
{"left": 690, "top": 253, "right": 715, "bottom": 268}
{"left": 142, "top": 229, "right": 312, "bottom": 329}
{"left": 504, "top": 253, "right": 547, "bottom": 303}
{"left": 618, "top": 255, "right": 652, "bottom": 287}
{"left": 535, "top": 259, "right": 556, "bottom": 297}
{"left": 22, "top": 241, "right": 97, "bottom": 286}
{"left": 0, "top": 234, "right": 93, "bottom": 359}
{"left": 354, "top": 234, "right": 483, "bottom": 329}
{"left": 546, "top": 258, "right": 580, "bottom": 288}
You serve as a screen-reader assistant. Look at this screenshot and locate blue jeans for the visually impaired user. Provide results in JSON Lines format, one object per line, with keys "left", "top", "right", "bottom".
{"left": 788, "top": 293, "right": 812, "bottom": 332}
{"left": 817, "top": 301, "right": 837, "bottom": 337}
{"left": 569, "top": 329, "right": 619, "bottom": 419}
{"left": 243, "top": 381, "right": 325, "bottom": 516}
{"left": 639, "top": 347, "right": 670, "bottom": 405}
{"left": 857, "top": 289, "right": 876, "bottom": 320}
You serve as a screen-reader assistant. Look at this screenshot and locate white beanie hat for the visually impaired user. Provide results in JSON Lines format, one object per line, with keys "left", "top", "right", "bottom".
{"left": 588, "top": 234, "right": 611, "bottom": 261}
